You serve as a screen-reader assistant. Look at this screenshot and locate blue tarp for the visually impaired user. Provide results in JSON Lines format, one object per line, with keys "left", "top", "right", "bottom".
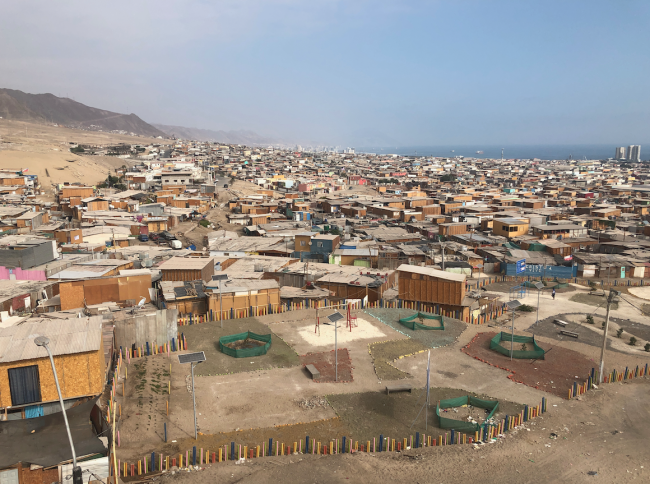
{"left": 25, "top": 405, "right": 44, "bottom": 419}
{"left": 504, "top": 264, "right": 576, "bottom": 278}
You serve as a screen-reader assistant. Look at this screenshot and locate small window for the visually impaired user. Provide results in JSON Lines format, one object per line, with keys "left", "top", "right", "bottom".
{"left": 300, "top": 241, "right": 306, "bottom": 246}
{"left": 317, "top": 242, "right": 323, "bottom": 248}
{"left": 8, "top": 365, "right": 42, "bottom": 406}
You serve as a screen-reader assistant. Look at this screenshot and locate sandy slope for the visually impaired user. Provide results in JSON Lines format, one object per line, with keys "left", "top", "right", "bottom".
{"left": 0, "top": 119, "right": 168, "bottom": 190}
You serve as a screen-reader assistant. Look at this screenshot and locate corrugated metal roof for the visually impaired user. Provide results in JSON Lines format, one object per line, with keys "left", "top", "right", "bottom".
{"left": 397, "top": 264, "right": 466, "bottom": 282}
{"left": 0, "top": 316, "right": 102, "bottom": 364}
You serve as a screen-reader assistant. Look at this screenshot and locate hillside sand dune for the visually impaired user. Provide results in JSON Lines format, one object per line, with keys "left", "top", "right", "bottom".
{"left": 0, "top": 119, "right": 164, "bottom": 191}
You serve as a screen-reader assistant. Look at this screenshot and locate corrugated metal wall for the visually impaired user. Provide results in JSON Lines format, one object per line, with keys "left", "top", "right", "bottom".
{"left": 113, "top": 308, "right": 178, "bottom": 350}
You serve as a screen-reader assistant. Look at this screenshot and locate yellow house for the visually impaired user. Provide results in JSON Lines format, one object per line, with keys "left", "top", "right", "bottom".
{"left": 493, "top": 218, "right": 530, "bottom": 239}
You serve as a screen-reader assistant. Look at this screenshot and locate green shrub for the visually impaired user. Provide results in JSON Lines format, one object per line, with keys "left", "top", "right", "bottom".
{"left": 644, "top": 343, "right": 650, "bottom": 352}
{"left": 586, "top": 315, "right": 594, "bottom": 325}
{"left": 616, "top": 328, "right": 624, "bottom": 338}
{"left": 518, "top": 304, "right": 535, "bottom": 313}
{"left": 629, "top": 337, "right": 637, "bottom": 346}
{"left": 199, "top": 219, "right": 210, "bottom": 227}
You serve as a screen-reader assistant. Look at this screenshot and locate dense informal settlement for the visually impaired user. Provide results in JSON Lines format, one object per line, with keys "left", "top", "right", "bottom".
{"left": 1, "top": 137, "right": 649, "bottom": 481}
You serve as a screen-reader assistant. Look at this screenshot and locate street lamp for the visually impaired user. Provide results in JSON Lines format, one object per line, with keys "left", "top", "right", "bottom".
{"left": 506, "top": 300, "right": 522, "bottom": 361}
{"left": 34, "top": 336, "right": 83, "bottom": 484}
{"left": 212, "top": 274, "right": 229, "bottom": 329}
{"left": 533, "top": 282, "right": 545, "bottom": 326}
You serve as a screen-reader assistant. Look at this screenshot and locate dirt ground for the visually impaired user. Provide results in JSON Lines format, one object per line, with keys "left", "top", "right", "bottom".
{"left": 178, "top": 317, "right": 300, "bottom": 377}
{"left": 365, "top": 308, "right": 467, "bottom": 349}
{"left": 115, "top": 284, "right": 650, "bottom": 477}
{"left": 528, "top": 313, "right": 650, "bottom": 356}
{"left": 462, "top": 332, "right": 595, "bottom": 398}
{"left": 369, "top": 339, "right": 429, "bottom": 380}
{"left": 300, "top": 349, "right": 353, "bottom": 383}
{"left": 153, "top": 381, "right": 650, "bottom": 484}
{"left": 0, "top": 119, "right": 163, "bottom": 188}
{"left": 570, "top": 293, "right": 619, "bottom": 310}
{"left": 327, "top": 387, "right": 525, "bottom": 445}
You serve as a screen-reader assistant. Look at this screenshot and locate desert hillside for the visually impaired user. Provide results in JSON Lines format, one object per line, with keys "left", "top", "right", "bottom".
{"left": 0, "top": 119, "right": 168, "bottom": 194}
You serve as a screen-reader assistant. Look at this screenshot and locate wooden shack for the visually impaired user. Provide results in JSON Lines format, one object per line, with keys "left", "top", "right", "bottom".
{"left": 158, "top": 257, "right": 214, "bottom": 282}
{"left": 397, "top": 264, "right": 466, "bottom": 306}
{"left": 0, "top": 317, "right": 105, "bottom": 418}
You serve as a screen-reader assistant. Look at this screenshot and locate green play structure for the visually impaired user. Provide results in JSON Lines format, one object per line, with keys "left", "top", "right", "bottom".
{"left": 436, "top": 395, "right": 499, "bottom": 432}
{"left": 219, "top": 331, "right": 272, "bottom": 358}
{"left": 398, "top": 312, "right": 444, "bottom": 331}
{"left": 489, "top": 331, "right": 545, "bottom": 359}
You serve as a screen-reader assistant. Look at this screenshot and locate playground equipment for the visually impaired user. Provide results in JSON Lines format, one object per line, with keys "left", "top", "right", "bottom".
{"left": 398, "top": 312, "right": 444, "bottom": 331}
{"left": 219, "top": 331, "right": 272, "bottom": 358}
{"left": 489, "top": 332, "right": 545, "bottom": 359}
{"left": 315, "top": 304, "right": 358, "bottom": 335}
{"left": 436, "top": 396, "right": 499, "bottom": 433}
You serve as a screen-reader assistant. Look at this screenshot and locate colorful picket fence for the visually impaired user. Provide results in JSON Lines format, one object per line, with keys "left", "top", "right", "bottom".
{"left": 113, "top": 398, "right": 547, "bottom": 478}
{"left": 176, "top": 298, "right": 507, "bottom": 327}
{"left": 569, "top": 364, "right": 649, "bottom": 399}
{"left": 122, "top": 334, "right": 187, "bottom": 360}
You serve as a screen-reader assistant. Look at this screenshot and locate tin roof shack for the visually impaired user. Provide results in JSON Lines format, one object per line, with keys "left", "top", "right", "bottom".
{"left": 397, "top": 264, "right": 476, "bottom": 320}
{"left": 205, "top": 279, "right": 280, "bottom": 317}
{"left": 0, "top": 239, "right": 58, "bottom": 270}
{"left": 112, "top": 307, "right": 178, "bottom": 352}
{"left": 16, "top": 211, "right": 45, "bottom": 232}
{"left": 48, "top": 259, "right": 134, "bottom": 280}
{"left": 0, "top": 280, "right": 57, "bottom": 314}
{"left": 313, "top": 271, "right": 395, "bottom": 303}
{"left": 398, "top": 264, "right": 466, "bottom": 306}
{"left": 492, "top": 218, "right": 530, "bottom": 239}
{"left": 159, "top": 280, "right": 207, "bottom": 316}
{"left": 531, "top": 224, "right": 588, "bottom": 240}
{"left": 58, "top": 273, "right": 151, "bottom": 311}
{"left": 158, "top": 257, "right": 214, "bottom": 282}
{"left": 310, "top": 234, "right": 340, "bottom": 263}
{"left": 0, "top": 316, "right": 105, "bottom": 419}
{"left": 55, "top": 228, "right": 83, "bottom": 245}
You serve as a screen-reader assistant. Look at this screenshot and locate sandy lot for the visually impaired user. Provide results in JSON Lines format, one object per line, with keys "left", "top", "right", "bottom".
{"left": 154, "top": 381, "right": 650, "bottom": 484}
{"left": 115, "top": 284, "right": 650, "bottom": 477}
{"left": 0, "top": 119, "right": 165, "bottom": 187}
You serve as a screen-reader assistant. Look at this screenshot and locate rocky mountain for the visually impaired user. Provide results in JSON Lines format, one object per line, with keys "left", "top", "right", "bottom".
{"left": 152, "top": 123, "right": 277, "bottom": 145}
{"left": 0, "top": 88, "right": 166, "bottom": 137}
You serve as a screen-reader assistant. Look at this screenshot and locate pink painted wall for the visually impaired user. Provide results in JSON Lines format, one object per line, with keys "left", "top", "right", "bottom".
{"left": 0, "top": 266, "right": 47, "bottom": 281}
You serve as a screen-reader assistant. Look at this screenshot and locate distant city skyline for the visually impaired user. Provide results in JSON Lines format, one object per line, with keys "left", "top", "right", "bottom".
{"left": 1, "top": 1, "right": 650, "bottom": 147}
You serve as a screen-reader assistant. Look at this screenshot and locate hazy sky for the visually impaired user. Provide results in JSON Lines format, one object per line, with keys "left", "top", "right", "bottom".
{"left": 2, "top": 0, "right": 649, "bottom": 146}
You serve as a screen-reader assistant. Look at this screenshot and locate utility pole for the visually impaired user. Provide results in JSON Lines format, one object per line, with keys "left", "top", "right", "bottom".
{"left": 599, "top": 289, "right": 619, "bottom": 384}
{"left": 441, "top": 243, "right": 445, "bottom": 271}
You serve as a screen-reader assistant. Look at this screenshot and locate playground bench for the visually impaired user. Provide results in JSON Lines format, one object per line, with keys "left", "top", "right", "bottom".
{"left": 386, "top": 383, "right": 412, "bottom": 395}
{"left": 305, "top": 364, "right": 320, "bottom": 380}
{"left": 560, "top": 330, "right": 579, "bottom": 338}
{"left": 553, "top": 319, "right": 569, "bottom": 327}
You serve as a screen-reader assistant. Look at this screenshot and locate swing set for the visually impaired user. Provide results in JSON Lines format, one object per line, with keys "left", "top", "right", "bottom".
{"left": 314, "top": 303, "right": 358, "bottom": 336}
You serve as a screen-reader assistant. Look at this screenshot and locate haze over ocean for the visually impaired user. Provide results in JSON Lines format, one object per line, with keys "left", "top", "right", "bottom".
{"left": 356, "top": 145, "right": 647, "bottom": 161}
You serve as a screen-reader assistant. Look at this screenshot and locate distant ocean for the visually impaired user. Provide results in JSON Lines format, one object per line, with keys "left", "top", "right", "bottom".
{"left": 355, "top": 144, "right": 640, "bottom": 161}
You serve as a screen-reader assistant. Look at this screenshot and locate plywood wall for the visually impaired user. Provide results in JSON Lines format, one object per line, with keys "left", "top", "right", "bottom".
{"left": 398, "top": 272, "right": 465, "bottom": 306}
{"left": 0, "top": 350, "right": 104, "bottom": 408}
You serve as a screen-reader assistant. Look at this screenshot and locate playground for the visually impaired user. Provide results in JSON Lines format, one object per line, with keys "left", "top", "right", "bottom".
{"left": 112, "top": 282, "right": 650, "bottom": 475}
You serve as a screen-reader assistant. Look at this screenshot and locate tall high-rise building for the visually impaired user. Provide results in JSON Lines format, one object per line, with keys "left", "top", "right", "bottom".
{"left": 628, "top": 145, "right": 641, "bottom": 162}
{"left": 615, "top": 147, "right": 626, "bottom": 160}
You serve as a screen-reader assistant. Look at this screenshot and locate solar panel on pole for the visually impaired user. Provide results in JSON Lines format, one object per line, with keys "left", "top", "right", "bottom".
{"left": 328, "top": 312, "right": 343, "bottom": 381}
{"left": 178, "top": 351, "right": 206, "bottom": 439}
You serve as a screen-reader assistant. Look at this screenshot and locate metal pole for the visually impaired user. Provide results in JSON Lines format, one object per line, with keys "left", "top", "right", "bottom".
{"left": 39, "top": 341, "right": 82, "bottom": 484}
{"left": 191, "top": 362, "right": 197, "bottom": 439}
{"left": 44, "top": 345, "right": 77, "bottom": 465}
{"left": 510, "top": 309, "right": 515, "bottom": 360}
{"left": 219, "top": 282, "right": 223, "bottom": 329}
{"left": 536, "top": 288, "right": 540, "bottom": 325}
{"left": 335, "top": 310, "right": 338, "bottom": 382}
{"left": 425, "top": 350, "right": 430, "bottom": 431}
{"left": 599, "top": 290, "right": 616, "bottom": 384}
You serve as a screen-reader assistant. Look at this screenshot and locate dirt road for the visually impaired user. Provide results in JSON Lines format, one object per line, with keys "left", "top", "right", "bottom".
{"left": 157, "top": 381, "right": 649, "bottom": 483}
